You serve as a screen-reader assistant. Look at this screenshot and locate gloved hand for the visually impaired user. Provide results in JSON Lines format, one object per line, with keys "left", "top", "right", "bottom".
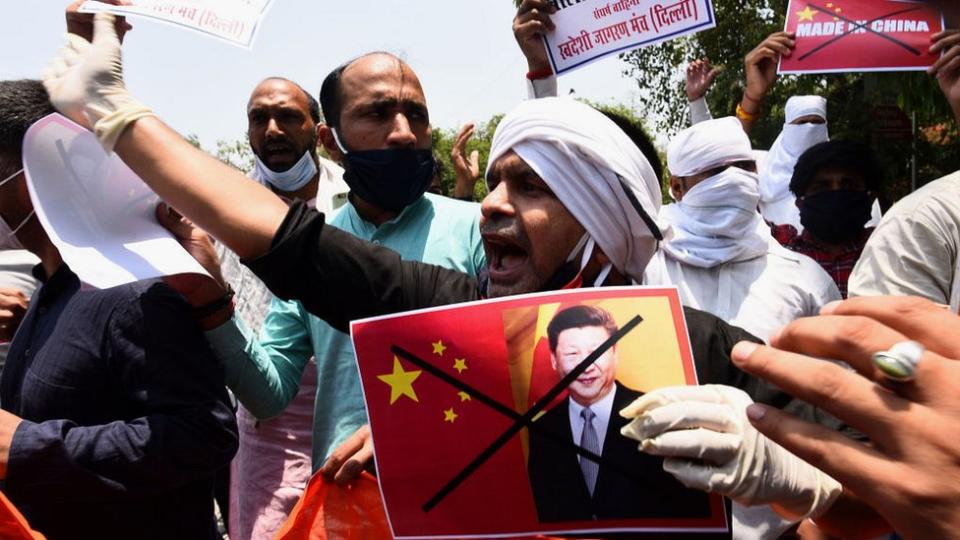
{"left": 619, "top": 385, "right": 842, "bottom": 522}
{"left": 43, "top": 12, "right": 154, "bottom": 153}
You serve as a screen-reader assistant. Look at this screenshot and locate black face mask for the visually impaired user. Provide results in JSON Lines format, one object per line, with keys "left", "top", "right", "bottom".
{"left": 334, "top": 129, "right": 436, "bottom": 212}
{"left": 799, "top": 190, "right": 873, "bottom": 244}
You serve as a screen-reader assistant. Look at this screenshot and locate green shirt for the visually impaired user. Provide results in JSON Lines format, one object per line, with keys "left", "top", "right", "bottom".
{"left": 206, "top": 193, "right": 485, "bottom": 468}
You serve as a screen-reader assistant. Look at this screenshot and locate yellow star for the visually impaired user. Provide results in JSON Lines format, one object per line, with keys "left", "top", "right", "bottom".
{"left": 453, "top": 358, "right": 468, "bottom": 374}
{"left": 796, "top": 5, "right": 816, "bottom": 22}
{"left": 444, "top": 408, "right": 458, "bottom": 423}
{"left": 377, "top": 357, "right": 421, "bottom": 405}
{"left": 432, "top": 340, "right": 447, "bottom": 356}
{"left": 458, "top": 391, "right": 472, "bottom": 402}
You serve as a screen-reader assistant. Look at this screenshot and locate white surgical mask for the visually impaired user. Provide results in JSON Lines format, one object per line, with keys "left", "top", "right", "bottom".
{"left": 566, "top": 232, "right": 613, "bottom": 288}
{"left": 0, "top": 169, "right": 34, "bottom": 251}
{"left": 251, "top": 150, "right": 318, "bottom": 193}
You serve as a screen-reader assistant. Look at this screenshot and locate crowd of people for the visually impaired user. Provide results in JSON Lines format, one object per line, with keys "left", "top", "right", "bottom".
{"left": 0, "top": 0, "right": 959, "bottom": 538}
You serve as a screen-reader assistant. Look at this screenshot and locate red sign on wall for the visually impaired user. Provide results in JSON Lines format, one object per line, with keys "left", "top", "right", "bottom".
{"left": 779, "top": 0, "right": 945, "bottom": 74}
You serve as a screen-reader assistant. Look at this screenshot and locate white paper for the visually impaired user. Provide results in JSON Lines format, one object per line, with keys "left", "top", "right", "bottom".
{"left": 544, "top": 0, "right": 717, "bottom": 75}
{"left": 79, "top": 0, "right": 273, "bottom": 49}
{"left": 22, "top": 114, "right": 210, "bottom": 289}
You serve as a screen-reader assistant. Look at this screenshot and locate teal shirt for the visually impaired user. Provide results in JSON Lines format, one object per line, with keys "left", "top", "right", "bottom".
{"left": 206, "top": 193, "right": 485, "bottom": 469}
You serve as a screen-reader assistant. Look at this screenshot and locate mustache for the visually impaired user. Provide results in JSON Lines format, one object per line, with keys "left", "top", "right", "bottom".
{"left": 480, "top": 217, "right": 527, "bottom": 244}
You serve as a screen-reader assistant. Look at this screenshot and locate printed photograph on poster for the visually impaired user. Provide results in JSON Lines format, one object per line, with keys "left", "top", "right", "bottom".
{"left": 543, "top": 0, "right": 716, "bottom": 75}
{"left": 350, "top": 287, "right": 728, "bottom": 539}
{"left": 779, "top": 0, "right": 945, "bottom": 74}
{"left": 79, "top": 0, "right": 274, "bottom": 49}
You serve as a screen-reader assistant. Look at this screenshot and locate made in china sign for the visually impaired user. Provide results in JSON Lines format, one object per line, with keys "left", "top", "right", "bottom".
{"left": 779, "top": 0, "right": 945, "bottom": 74}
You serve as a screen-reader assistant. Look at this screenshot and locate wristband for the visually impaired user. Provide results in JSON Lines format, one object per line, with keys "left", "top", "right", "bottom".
{"left": 736, "top": 103, "right": 759, "bottom": 122}
{"left": 526, "top": 68, "right": 554, "bottom": 81}
{"left": 192, "top": 284, "right": 235, "bottom": 320}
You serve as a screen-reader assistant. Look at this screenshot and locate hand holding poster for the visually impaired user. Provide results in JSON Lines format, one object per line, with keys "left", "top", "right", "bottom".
{"left": 79, "top": 0, "right": 273, "bottom": 48}
{"left": 351, "top": 287, "right": 727, "bottom": 539}
{"left": 22, "top": 114, "right": 210, "bottom": 289}
{"left": 779, "top": 0, "right": 944, "bottom": 74}
{"left": 544, "top": 0, "right": 716, "bottom": 75}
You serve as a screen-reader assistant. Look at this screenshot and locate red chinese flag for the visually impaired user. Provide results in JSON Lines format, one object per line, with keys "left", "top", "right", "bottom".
{"left": 351, "top": 288, "right": 726, "bottom": 538}
{"left": 780, "top": 0, "right": 943, "bottom": 74}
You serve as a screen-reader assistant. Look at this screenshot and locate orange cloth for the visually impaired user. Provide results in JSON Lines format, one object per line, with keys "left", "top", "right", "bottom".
{"left": 274, "top": 471, "right": 390, "bottom": 540}
{"left": 0, "top": 491, "right": 45, "bottom": 540}
{"left": 272, "top": 470, "right": 577, "bottom": 540}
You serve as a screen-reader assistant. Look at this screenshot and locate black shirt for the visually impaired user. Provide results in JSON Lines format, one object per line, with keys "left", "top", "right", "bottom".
{"left": 246, "top": 202, "right": 833, "bottom": 423}
{"left": 0, "top": 265, "right": 238, "bottom": 540}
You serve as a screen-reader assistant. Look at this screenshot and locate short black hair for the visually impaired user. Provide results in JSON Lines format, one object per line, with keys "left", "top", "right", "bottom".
{"left": 789, "top": 140, "right": 882, "bottom": 196}
{"left": 319, "top": 51, "right": 399, "bottom": 129}
{"left": 0, "top": 80, "right": 55, "bottom": 173}
{"left": 547, "top": 305, "right": 618, "bottom": 353}
{"left": 599, "top": 109, "right": 664, "bottom": 184}
{"left": 260, "top": 77, "right": 321, "bottom": 123}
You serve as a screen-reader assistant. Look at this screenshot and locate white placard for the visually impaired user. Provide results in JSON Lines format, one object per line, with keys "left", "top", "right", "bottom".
{"left": 22, "top": 114, "right": 210, "bottom": 289}
{"left": 79, "top": 0, "right": 273, "bottom": 49}
{"left": 544, "top": 0, "right": 716, "bottom": 75}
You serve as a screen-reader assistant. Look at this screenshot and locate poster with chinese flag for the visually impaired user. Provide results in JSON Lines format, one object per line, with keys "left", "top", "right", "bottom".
{"left": 351, "top": 287, "right": 728, "bottom": 539}
{"left": 779, "top": 0, "right": 945, "bottom": 74}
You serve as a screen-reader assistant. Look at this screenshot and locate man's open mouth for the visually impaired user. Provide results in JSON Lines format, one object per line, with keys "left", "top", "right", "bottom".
{"left": 483, "top": 233, "right": 529, "bottom": 281}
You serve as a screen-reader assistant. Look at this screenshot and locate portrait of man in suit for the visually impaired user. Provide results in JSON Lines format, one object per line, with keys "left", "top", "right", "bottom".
{"left": 526, "top": 305, "right": 712, "bottom": 523}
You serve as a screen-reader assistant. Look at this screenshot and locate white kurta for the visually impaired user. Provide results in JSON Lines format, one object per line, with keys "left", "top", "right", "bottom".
{"left": 644, "top": 238, "right": 841, "bottom": 343}
{"left": 850, "top": 170, "right": 960, "bottom": 312}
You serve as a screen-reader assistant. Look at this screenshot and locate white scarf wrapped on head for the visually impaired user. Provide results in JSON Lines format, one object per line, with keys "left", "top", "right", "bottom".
{"left": 662, "top": 117, "right": 769, "bottom": 268}
{"left": 758, "top": 96, "right": 829, "bottom": 229}
{"left": 486, "top": 98, "right": 662, "bottom": 282}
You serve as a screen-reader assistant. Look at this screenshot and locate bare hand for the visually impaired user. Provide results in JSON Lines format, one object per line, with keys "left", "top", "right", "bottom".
{"left": 66, "top": 0, "right": 132, "bottom": 43}
{"left": 320, "top": 425, "right": 373, "bottom": 486}
{"left": 685, "top": 58, "right": 721, "bottom": 102}
{"left": 155, "top": 202, "right": 229, "bottom": 311}
{"left": 0, "top": 288, "right": 28, "bottom": 342}
{"left": 744, "top": 32, "right": 795, "bottom": 101}
{"left": 929, "top": 30, "right": 960, "bottom": 122}
{"left": 451, "top": 123, "right": 481, "bottom": 200}
{"left": 513, "top": 0, "right": 557, "bottom": 73}
{"left": 731, "top": 296, "right": 960, "bottom": 539}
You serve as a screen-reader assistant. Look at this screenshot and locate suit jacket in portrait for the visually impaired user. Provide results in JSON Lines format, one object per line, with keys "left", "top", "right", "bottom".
{"left": 526, "top": 381, "right": 712, "bottom": 523}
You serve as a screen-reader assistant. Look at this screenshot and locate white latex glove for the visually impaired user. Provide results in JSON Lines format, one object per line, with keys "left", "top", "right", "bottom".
{"left": 42, "top": 12, "right": 153, "bottom": 152}
{"left": 619, "top": 385, "right": 841, "bottom": 522}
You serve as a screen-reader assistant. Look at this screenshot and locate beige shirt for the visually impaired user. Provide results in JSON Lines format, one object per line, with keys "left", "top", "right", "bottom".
{"left": 849, "top": 171, "right": 960, "bottom": 312}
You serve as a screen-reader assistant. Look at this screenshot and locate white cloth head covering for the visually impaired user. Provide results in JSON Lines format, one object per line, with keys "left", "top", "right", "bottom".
{"left": 659, "top": 167, "right": 770, "bottom": 268}
{"left": 667, "top": 117, "right": 754, "bottom": 178}
{"left": 785, "top": 95, "right": 827, "bottom": 123}
{"left": 758, "top": 96, "right": 830, "bottom": 229}
{"left": 486, "top": 97, "right": 662, "bottom": 282}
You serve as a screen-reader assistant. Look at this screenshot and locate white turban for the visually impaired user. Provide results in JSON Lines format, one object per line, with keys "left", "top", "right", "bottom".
{"left": 486, "top": 97, "right": 662, "bottom": 282}
{"left": 758, "top": 96, "right": 830, "bottom": 229}
{"left": 785, "top": 95, "right": 827, "bottom": 123}
{"left": 667, "top": 117, "right": 754, "bottom": 177}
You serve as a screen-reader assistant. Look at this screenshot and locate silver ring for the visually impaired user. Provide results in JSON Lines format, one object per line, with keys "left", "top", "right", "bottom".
{"left": 872, "top": 340, "right": 925, "bottom": 382}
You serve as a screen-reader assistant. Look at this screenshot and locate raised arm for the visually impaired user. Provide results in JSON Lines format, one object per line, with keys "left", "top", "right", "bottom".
{"left": 44, "top": 11, "right": 287, "bottom": 260}
{"left": 738, "top": 32, "right": 795, "bottom": 134}
{"left": 929, "top": 29, "right": 960, "bottom": 126}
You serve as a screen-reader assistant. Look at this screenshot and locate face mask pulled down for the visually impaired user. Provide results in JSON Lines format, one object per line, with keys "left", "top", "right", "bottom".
{"left": 332, "top": 128, "right": 435, "bottom": 212}
{"left": 0, "top": 169, "right": 34, "bottom": 251}
{"left": 251, "top": 149, "right": 318, "bottom": 193}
